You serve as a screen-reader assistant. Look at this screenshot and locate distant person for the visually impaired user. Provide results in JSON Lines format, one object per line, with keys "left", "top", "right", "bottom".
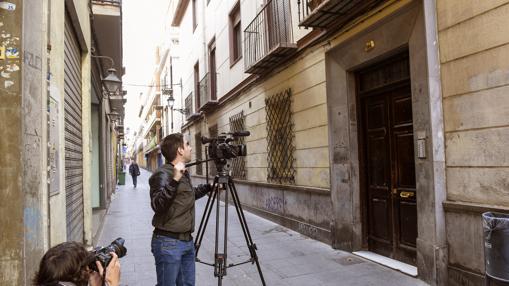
{"left": 149, "top": 133, "right": 212, "bottom": 286}
{"left": 129, "top": 158, "right": 140, "bottom": 188}
{"left": 33, "top": 241, "right": 120, "bottom": 286}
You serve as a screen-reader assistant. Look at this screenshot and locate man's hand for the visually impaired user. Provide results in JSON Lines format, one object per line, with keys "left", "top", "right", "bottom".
{"left": 173, "top": 162, "right": 186, "bottom": 181}
{"left": 89, "top": 252, "right": 121, "bottom": 286}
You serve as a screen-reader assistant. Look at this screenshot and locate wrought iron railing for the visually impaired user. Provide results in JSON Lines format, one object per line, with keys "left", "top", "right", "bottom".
{"left": 143, "top": 136, "right": 157, "bottom": 153}
{"left": 244, "top": 0, "right": 293, "bottom": 72}
{"left": 199, "top": 73, "right": 208, "bottom": 108}
{"left": 297, "top": 0, "right": 325, "bottom": 22}
{"left": 185, "top": 93, "right": 193, "bottom": 119}
{"left": 198, "top": 73, "right": 218, "bottom": 111}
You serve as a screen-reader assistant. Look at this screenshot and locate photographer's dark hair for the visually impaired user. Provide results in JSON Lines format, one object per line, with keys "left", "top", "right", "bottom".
{"left": 33, "top": 241, "right": 94, "bottom": 286}
{"left": 160, "top": 133, "right": 184, "bottom": 162}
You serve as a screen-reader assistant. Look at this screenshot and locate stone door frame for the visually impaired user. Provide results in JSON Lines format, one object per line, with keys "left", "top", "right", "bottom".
{"left": 325, "top": 1, "right": 447, "bottom": 284}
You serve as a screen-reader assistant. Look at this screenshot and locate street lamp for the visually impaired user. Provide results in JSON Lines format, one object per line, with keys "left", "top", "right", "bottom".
{"left": 103, "top": 68, "right": 122, "bottom": 94}
{"left": 92, "top": 55, "right": 122, "bottom": 95}
{"left": 107, "top": 111, "right": 120, "bottom": 123}
{"left": 166, "top": 94, "right": 188, "bottom": 115}
{"left": 165, "top": 92, "right": 188, "bottom": 134}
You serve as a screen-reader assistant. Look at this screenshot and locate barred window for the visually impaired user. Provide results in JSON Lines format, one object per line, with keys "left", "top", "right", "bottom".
{"left": 208, "top": 124, "right": 218, "bottom": 177}
{"left": 265, "top": 89, "right": 295, "bottom": 184}
{"left": 195, "top": 132, "right": 202, "bottom": 175}
{"left": 229, "top": 111, "right": 247, "bottom": 179}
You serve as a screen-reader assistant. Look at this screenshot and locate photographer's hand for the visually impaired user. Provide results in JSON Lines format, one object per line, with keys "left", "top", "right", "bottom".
{"left": 89, "top": 253, "right": 121, "bottom": 286}
{"left": 104, "top": 252, "right": 121, "bottom": 286}
{"left": 173, "top": 162, "right": 186, "bottom": 181}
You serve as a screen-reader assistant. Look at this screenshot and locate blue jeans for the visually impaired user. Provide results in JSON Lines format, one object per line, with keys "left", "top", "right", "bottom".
{"left": 151, "top": 234, "right": 196, "bottom": 286}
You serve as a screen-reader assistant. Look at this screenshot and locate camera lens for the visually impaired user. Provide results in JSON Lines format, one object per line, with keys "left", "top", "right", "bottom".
{"left": 110, "top": 237, "right": 127, "bottom": 258}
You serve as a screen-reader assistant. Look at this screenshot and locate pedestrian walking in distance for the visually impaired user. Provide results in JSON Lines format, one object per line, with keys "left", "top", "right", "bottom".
{"left": 149, "top": 133, "right": 212, "bottom": 286}
{"left": 129, "top": 158, "right": 140, "bottom": 188}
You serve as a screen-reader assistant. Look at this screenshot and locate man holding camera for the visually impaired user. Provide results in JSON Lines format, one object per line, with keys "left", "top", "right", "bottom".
{"left": 33, "top": 241, "right": 120, "bottom": 286}
{"left": 149, "top": 133, "right": 212, "bottom": 286}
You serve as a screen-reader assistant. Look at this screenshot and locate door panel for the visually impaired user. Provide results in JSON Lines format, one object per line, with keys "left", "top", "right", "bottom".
{"left": 358, "top": 53, "right": 417, "bottom": 265}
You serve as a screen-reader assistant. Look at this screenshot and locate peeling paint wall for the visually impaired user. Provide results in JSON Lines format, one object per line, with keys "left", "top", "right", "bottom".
{"left": 0, "top": 0, "right": 24, "bottom": 285}
{"left": 22, "top": 0, "right": 48, "bottom": 282}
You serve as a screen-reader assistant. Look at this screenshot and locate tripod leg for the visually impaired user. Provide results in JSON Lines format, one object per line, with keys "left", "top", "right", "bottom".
{"left": 195, "top": 177, "right": 219, "bottom": 256}
{"left": 228, "top": 180, "right": 266, "bottom": 286}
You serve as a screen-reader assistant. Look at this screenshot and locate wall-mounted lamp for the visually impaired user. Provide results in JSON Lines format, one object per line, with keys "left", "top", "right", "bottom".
{"left": 92, "top": 55, "right": 122, "bottom": 94}
{"left": 166, "top": 94, "right": 188, "bottom": 115}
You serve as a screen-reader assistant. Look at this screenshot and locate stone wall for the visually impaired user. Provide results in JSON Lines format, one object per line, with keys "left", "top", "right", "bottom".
{"left": 437, "top": 0, "right": 509, "bottom": 283}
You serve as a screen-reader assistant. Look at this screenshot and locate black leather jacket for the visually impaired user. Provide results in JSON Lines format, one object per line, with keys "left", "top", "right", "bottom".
{"left": 149, "top": 163, "right": 210, "bottom": 233}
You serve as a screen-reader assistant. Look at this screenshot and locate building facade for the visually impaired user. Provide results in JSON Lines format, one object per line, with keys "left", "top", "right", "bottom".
{"left": 0, "top": 0, "right": 124, "bottom": 284}
{"left": 159, "top": 0, "right": 509, "bottom": 285}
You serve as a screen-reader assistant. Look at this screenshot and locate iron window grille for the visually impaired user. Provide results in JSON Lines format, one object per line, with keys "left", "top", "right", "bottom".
{"left": 195, "top": 132, "right": 203, "bottom": 175}
{"left": 229, "top": 111, "right": 247, "bottom": 179}
{"left": 265, "top": 88, "right": 295, "bottom": 184}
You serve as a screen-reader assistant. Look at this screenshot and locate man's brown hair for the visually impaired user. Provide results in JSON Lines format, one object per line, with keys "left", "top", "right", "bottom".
{"left": 160, "top": 133, "right": 184, "bottom": 163}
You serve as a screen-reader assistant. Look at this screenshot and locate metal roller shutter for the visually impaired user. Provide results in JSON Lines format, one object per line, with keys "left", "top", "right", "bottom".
{"left": 64, "top": 13, "right": 84, "bottom": 242}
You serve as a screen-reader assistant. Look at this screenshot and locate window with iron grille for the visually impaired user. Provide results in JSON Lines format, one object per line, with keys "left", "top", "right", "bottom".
{"left": 208, "top": 124, "right": 218, "bottom": 176}
{"left": 265, "top": 88, "right": 295, "bottom": 184}
{"left": 195, "top": 132, "right": 203, "bottom": 175}
{"left": 229, "top": 111, "right": 246, "bottom": 179}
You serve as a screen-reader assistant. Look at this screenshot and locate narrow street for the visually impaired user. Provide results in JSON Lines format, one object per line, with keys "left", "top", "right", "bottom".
{"left": 97, "top": 167, "right": 427, "bottom": 286}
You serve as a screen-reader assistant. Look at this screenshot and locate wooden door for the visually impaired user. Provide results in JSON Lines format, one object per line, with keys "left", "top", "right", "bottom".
{"left": 358, "top": 53, "right": 417, "bottom": 265}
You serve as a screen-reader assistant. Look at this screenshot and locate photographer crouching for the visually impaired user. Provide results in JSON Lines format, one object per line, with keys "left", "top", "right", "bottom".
{"left": 149, "top": 133, "right": 213, "bottom": 286}
{"left": 32, "top": 241, "right": 120, "bottom": 286}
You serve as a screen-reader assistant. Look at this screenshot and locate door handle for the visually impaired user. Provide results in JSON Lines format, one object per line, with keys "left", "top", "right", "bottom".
{"left": 400, "top": 191, "right": 415, "bottom": 198}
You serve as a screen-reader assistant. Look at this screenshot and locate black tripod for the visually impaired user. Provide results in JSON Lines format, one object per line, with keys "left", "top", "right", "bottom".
{"left": 192, "top": 158, "right": 266, "bottom": 286}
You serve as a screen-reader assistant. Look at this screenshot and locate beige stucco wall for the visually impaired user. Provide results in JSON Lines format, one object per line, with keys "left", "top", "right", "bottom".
{"left": 437, "top": 0, "right": 509, "bottom": 278}
{"left": 189, "top": 46, "right": 330, "bottom": 189}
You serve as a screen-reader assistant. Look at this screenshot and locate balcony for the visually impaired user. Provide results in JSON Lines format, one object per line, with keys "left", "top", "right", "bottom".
{"left": 298, "top": 0, "right": 386, "bottom": 29}
{"left": 92, "top": 0, "right": 123, "bottom": 86}
{"left": 185, "top": 93, "right": 201, "bottom": 122}
{"left": 143, "top": 107, "right": 162, "bottom": 138}
{"left": 244, "top": 0, "right": 297, "bottom": 74}
{"left": 143, "top": 135, "right": 158, "bottom": 154}
{"left": 198, "top": 73, "right": 218, "bottom": 113}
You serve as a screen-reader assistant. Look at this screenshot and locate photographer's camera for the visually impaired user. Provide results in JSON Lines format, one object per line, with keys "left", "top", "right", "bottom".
{"left": 89, "top": 237, "right": 127, "bottom": 272}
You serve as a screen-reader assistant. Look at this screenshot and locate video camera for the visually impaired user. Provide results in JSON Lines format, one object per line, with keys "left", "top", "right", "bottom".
{"left": 89, "top": 237, "right": 127, "bottom": 272}
{"left": 201, "top": 131, "right": 250, "bottom": 161}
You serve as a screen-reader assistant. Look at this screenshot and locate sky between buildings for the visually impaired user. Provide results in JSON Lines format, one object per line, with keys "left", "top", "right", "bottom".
{"left": 122, "top": 0, "right": 168, "bottom": 142}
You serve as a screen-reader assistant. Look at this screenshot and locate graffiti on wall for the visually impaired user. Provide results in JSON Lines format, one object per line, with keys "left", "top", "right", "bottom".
{"left": 265, "top": 196, "right": 284, "bottom": 213}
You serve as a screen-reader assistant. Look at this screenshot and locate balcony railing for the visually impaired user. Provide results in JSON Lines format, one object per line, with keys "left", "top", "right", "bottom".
{"left": 298, "top": 0, "right": 386, "bottom": 29}
{"left": 143, "top": 136, "right": 158, "bottom": 154}
{"left": 244, "top": 0, "right": 297, "bottom": 74}
{"left": 143, "top": 107, "right": 161, "bottom": 137}
{"left": 198, "top": 73, "right": 218, "bottom": 112}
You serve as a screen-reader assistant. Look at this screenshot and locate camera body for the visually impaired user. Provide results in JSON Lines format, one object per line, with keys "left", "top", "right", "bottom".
{"left": 201, "top": 131, "right": 249, "bottom": 161}
{"left": 89, "top": 237, "right": 127, "bottom": 272}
